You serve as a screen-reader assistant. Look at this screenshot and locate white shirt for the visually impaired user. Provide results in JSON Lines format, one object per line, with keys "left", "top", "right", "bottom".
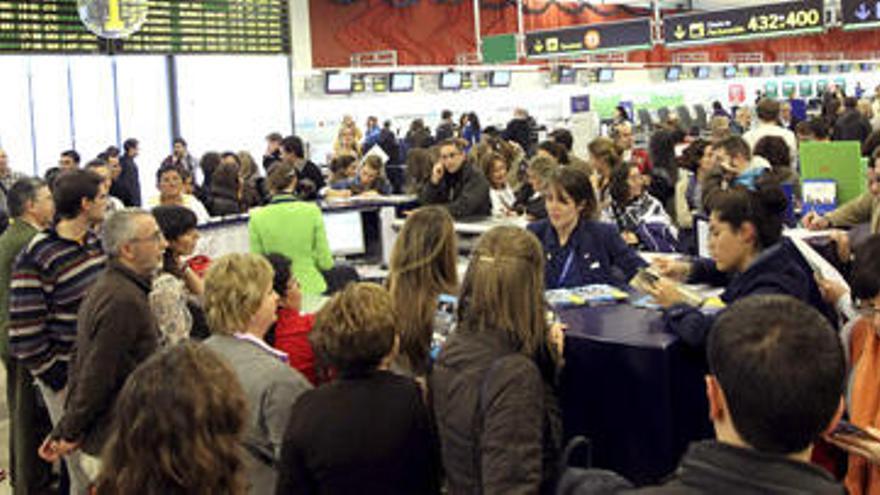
{"left": 743, "top": 121, "right": 798, "bottom": 167}
{"left": 148, "top": 194, "right": 211, "bottom": 224}
{"left": 489, "top": 186, "right": 515, "bottom": 217}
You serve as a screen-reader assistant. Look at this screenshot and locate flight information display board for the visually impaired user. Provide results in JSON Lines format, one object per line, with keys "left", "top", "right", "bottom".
{"left": 525, "top": 18, "right": 653, "bottom": 58}
{"left": 841, "top": 0, "right": 880, "bottom": 30}
{"left": 0, "top": 0, "right": 289, "bottom": 54}
{"left": 664, "top": 0, "right": 825, "bottom": 47}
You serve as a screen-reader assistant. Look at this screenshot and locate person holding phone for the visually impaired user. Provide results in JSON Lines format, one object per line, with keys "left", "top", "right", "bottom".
{"left": 822, "top": 235, "right": 880, "bottom": 494}
{"left": 650, "top": 181, "right": 833, "bottom": 347}
{"left": 528, "top": 167, "right": 647, "bottom": 290}
{"left": 418, "top": 139, "right": 491, "bottom": 219}
{"left": 431, "top": 226, "right": 565, "bottom": 494}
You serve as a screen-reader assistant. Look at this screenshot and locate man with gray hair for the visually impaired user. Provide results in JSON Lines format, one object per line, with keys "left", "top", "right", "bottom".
{"left": 39, "top": 208, "right": 165, "bottom": 492}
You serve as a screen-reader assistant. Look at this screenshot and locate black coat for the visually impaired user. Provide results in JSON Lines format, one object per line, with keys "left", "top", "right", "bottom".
{"left": 626, "top": 441, "right": 844, "bottom": 494}
{"left": 418, "top": 161, "right": 491, "bottom": 219}
{"left": 430, "top": 329, "right": 562, "bottom": 495}
{"left": 833, "top": 110, "right": 872, "bottom": 143}
{"left": 296, "top": 160, "right": 326, "bottom": 201}
{"left": 503, "top": 117, "right": 532, "bottom": 153}
{"left": 111, "top": 155, "right": 142, "bottom": 207}
{"left": 204, "top": 185, "right": 242, "bottom": 217}
{"left": 276, "top": 370, "right": 441, "bottom": 495}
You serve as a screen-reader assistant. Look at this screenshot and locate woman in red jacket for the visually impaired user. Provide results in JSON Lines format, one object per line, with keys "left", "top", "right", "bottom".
{"left": 264, "top": 253, "right": 318, "bottom": 385}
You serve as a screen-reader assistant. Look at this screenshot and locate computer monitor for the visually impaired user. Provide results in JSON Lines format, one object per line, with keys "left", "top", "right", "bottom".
{"left": 439, "top": 72, "right": 462, "bottom": 90}
{"left": 390, "top": 73, "right": 414, "bottom": 92}
{"left": 723, "top": 66, "right": 737, "bottom": 79}
{"left": 557, "top": 66, "right": 577, "bottom": 84}
{"left": 693, "top": 66, "right": 709, "bottom": 79}
{"left": 598, "top": 68, "right": 615, "bottom": 82}
{"left": 774, "top": 65, "right": 787, "bottom": 76}
{"left": 665, "top": 67, "right": 681, "bottom": 82}
{"left": 797, "top": 65, "right": 812, "bottom": 75}
{"left": 325, "top": 72, "right": 352, "bottom": 95}
{"left": 490, "top": 70, "right": 511, "bottom": 87}
{"left": 324, "top": 211, "right": 366, "bottom": 257}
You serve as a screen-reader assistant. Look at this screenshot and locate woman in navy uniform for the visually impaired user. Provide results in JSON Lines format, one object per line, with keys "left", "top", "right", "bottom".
{"left": 528, "top": 168, "right": 647, "bottom": 290}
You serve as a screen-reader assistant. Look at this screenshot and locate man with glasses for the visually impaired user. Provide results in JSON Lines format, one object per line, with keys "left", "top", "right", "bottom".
{"left": 419, "top": 138, "right": 490, "bottom": 219}
{"left": 804, "top": 147, "right": 880, "bottom": 235}
{"left": 8, "top": 170, "right": 108, "bottom": 494}
{"left": 39, "top": 209, "right": 166, "bottom": 491}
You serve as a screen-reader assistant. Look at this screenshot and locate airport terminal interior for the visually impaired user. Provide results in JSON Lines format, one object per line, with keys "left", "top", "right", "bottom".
{"left": 4, "top": 0, "right": 880, "bottom": 493}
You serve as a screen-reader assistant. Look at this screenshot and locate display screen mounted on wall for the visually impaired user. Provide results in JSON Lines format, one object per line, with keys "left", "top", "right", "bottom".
{"left": 325, "top": 72, "right": 352, "bottom": 95}
{"left": 841, "top": 0, "right": 880, "bottom": 30}
{"left": 694, "top": 67, "right": 710, "bottom": 79}
{"left": 723, "top": 66, "right": 738, "bottom": 78}
{"left": 525, "top": 18, "right": 652, "bottom": 58}
{"left": 439, "top": 72, "right": 462, "bottom": 90}
{"left": 390, "top": 73, "right": 414, "bottom": 92}
{"left": 598, "top": 68, "right": 615, "bottom": 82}
{"left": 665, "top": 67, "right": 681, "bottom": 82}
{"left": 490, "top": 71, "right": 511, "bottom": 87}
{"left": 664, "top": 0, "right": 824, "bottom": 47}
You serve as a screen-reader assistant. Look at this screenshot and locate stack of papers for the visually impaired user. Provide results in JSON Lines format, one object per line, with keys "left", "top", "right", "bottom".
{"left": 546, "top": 284, "right": 629, "bottom": 308}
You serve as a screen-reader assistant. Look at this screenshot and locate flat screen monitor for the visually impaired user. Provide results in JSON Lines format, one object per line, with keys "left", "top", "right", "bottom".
{"left": 693, "top": 66, "right": 710, "bottom": 79}
{"left": 557, "top": 66, "right": 576, "bottom": 84}
{"left": 860, "top": 63, "right": 875, "bottom": 72}
{"left": 774, "top": 65, "right": 787, "bottom": 76}
{"left": 723, "top": 66, "right": 737, "bottom": 79}
{"left": 839, "top": 63, "right": 853, "bottom": 73}
{"left": 390, "top": 73, "right": 414, "bottom": 92}
{"left": 490, "top": 70, "right": 511, "bottom": 87}
{"left": 665, "top": 67, "right": 681, "bottom": 82}
{"left": 324, "top": 211, "right": 366, "bottom": 256}
{"left": 748, "top": 66, "right": 764, "bottom": 77}
{"left": 598, "top": 68, "right": 615, "bottom": 82}
{"left": 439, "top": 72, "right": 462, "bottom": 90}
{"left": 818, "top": 64, "right": 831, "bottom": 74}
{"left": 797, "top": 65, "right": 811, "bottom": 75}
{"left": 324, "top": 72, "right": 352, "bottom": 95}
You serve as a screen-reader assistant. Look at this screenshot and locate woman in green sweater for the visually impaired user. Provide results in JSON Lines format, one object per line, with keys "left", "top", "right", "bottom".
{"left": 249, "top": 162, "right": 333, "bottom": 295}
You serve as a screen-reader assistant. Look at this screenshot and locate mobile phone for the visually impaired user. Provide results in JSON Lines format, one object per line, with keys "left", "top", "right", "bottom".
{"left": 434, "top": 294, "right": 458, "bottom": 337}
{"left": 832, "top": 420, "right": 879, "bottom": 441}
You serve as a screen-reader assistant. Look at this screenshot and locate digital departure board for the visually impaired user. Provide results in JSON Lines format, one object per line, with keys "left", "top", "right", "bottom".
{"left": 525, "top": 18, "right": 653, "bottom": 58}
{"left": 0, "top": 1, "right": 289, "bottom": 54}
{"left": 664, "top": 0, "right": 825, "bottom": 47}
{"left": 841, "top": 0, "right": 880, "bottom": 30}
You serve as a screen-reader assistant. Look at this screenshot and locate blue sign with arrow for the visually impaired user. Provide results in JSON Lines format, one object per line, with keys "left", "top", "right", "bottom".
{"left": 841, "top": 0, "right": 880, "bottom": 29}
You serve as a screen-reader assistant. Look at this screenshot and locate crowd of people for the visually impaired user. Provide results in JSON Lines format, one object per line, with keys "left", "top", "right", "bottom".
{"left": 1, "top": 82, "right": 880, "bottom": 494}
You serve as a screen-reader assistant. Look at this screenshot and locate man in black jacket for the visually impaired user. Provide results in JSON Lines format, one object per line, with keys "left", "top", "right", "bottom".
{"left": 280, "top": 135, "right": 325, "bottom": 200}
{"left": 419, "top": 139, "right": 490, "bottom": 219}
{"left": 569, "top": 295, "right": 846, "bottom": 494}
{"left": 111, "top": 138, "right": 142, "bottom": 206}
{"left": 40, "top": 209, "right": 163, "bottom": 490}
{"left": 834, "top": 97, "right": 872, "bottom": 143}
{"left": 503, "top": 108, "right": 533, "bottom": 154}
{"left": 435, "top": 110, "right": 455, "bottom": 143}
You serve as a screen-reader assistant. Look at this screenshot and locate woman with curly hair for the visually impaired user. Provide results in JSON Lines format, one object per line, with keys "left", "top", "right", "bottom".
{"left": 95, "top": 342, "right": 248, "bottom": 495}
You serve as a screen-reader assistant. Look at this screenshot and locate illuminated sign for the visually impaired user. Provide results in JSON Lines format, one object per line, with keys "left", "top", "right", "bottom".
{"left": 0, "top": 0, "right": 289, "bottom": 54}
{"left": 525, "top": 18, "right": 653, "bottom": 58}
{"left": 841, "top": 0, "right": 880, "bottom": 30}
{"left": 664, "top": 0, "right": 824, "bottom": 47}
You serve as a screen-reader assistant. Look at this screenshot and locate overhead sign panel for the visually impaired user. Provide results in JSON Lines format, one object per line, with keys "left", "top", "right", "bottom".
{"left": 525, "top": 18, "right": 653, "bottom": 58}
{"left": 841, "top": 0, "right": 880, "bottom": 30}
{"left": 664, "top": 0, "right": 824, "bottom": 48}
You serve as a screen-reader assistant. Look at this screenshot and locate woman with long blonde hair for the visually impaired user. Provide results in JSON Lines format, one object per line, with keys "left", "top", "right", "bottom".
{"left": 387, "top": 206, "right": 458, "bottom": 377}
{"left": 430, "top": 226, "right": 565, "bottom": 494}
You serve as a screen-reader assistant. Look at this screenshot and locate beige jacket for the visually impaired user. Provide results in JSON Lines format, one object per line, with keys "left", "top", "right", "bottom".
{"left": 826, "top": 191, "right": 880, "bottom": 234}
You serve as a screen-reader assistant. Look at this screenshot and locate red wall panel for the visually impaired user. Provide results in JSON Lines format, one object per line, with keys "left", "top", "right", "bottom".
{"left": 309, "top": 1, "right": 880, "bottom": 67}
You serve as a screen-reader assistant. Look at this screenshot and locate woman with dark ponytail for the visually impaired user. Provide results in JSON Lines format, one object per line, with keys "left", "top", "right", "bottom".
{"left": 650, "top": 179, "right": 833, "bottom": 346}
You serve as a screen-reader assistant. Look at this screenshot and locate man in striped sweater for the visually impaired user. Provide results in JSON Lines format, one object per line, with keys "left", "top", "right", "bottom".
{"left": 8, "top": 169, "right": 107, "bottom": 494}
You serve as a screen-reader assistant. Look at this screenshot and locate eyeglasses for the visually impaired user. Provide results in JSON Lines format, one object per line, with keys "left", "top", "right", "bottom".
{"left": 130, "top": 230, "right": 165, "bottom": 244}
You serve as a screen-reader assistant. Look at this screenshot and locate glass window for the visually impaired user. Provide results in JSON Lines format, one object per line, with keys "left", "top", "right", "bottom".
{"left": 115, "top": 56, "right": 171, "bottom": 201}
{"left": 176, "top": 55, "right": 291, "bottom": 164}
{"left": 0, "top": 57, "right": 36, "bottom": 176}
{"left": 69, "top": 56, "right": 117, "bottom": 164}
{"left": 29, "top": 56, "right": 74, "bottom": 177}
